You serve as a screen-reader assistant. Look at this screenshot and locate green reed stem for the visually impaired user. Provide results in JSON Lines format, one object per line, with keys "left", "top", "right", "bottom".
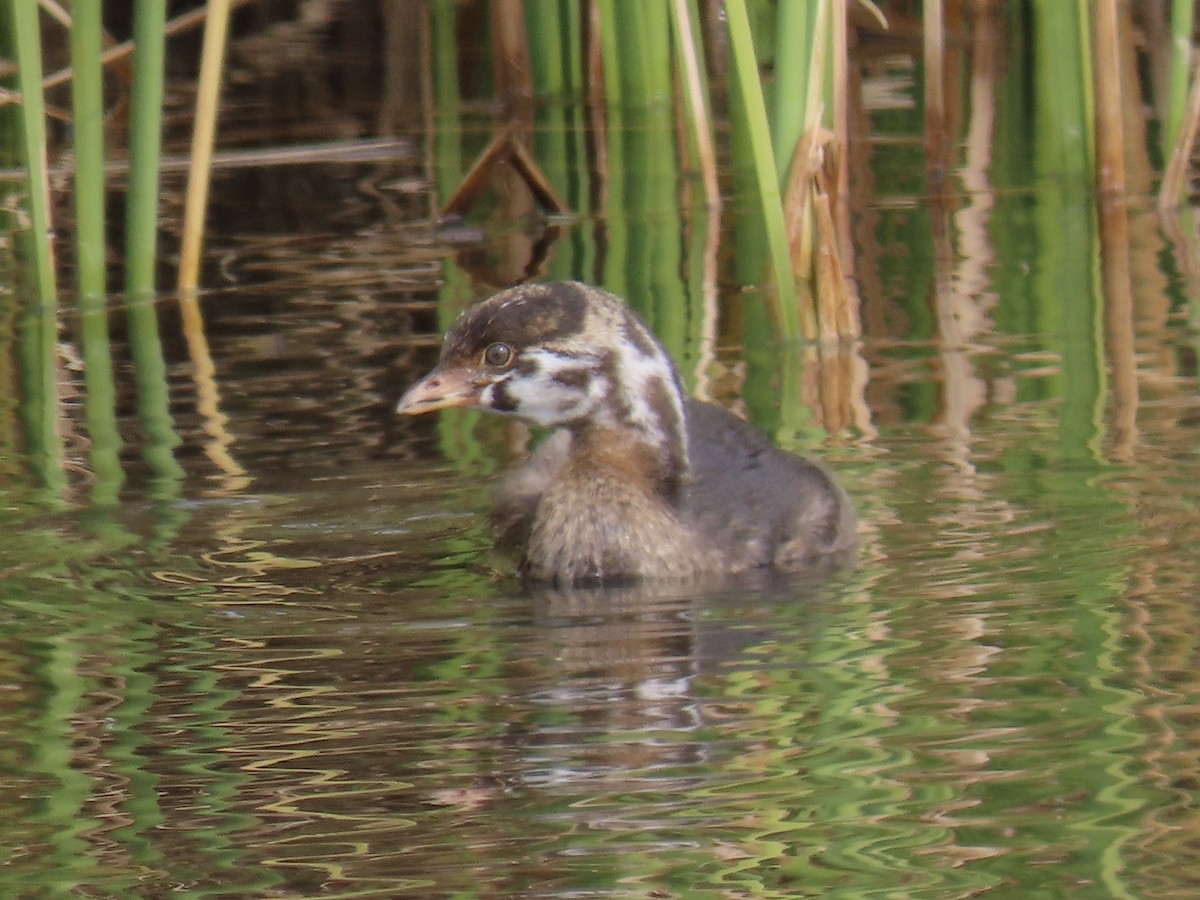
{"left": 595, "top": 0, "right": 628, "bottom": 298}
{"left": 125, "top": 0, "right": 168, "bottom": 298}
{"left": 771, "top": 0, "right": 817, "bottom": 180}
{"left": 595, "top": 0, "right": 622, "bottom": 107}
{"left": 68, "top": 3, "right": 124, "bottom": 502}
{"left": 1165, "top": 0, "right": 1195, "bottom": 156}
{"left": 70, "top": 0, "right": 106, "bottom": 301}
{"left": 724, "top": 0, "right": 800, "bottom": 334}
{"left": 615, "top": 2, "right": 671, "bottom": 105}
{"left": 121, "top": 0, "right": 184, "bottom": 495}
{"left": 11, "top": 0, "right": 56, "bottom": 307}
{"left": 430, "top": 0, "right": 462, "bottom": 199}
{"left": 1031, "top": 0, "right": 1092, "bottom": 183}
{"left": 524, "top": 0, "right": 580, "bottom": 224}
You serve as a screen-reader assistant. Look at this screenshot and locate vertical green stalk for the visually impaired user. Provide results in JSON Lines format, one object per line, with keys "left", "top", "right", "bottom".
{"left": 771, "top": 0, "right": 817, "bottom": 179}
{"left": 70, "top": 0, "right": 106, "bottom": 301}
{"left": 725, "top": 0, "right": 800, "bottom": 333}
{"left": 615, "top": 2, "right": 684, "bottom": 353}
{"left": 429, "top": 2, "right": 485, "bottom": 469}
{"left": 11, "top": 1, "right": 64, "bottom": 495}
{"left": 124, "top": 0, "right": 184, "bottom": 497}
{"left": 1164, "top": 0, "right": 1195, "bottom": 156}
{"left": 524, "top": 0, "right": 577, "bottom": 272}
{"left": 125, "top": 0, "right": 167, "bottom": 298}
{"left": 1031, "top": 0, "right": 1092, "bottom": 183}
{"left": 430, "top": 0, "right": 462, "bottom": 199}
{"left": 624, "top": 2, "right": 672, "bottom": 105}
{"left": 71, "top": 3, "right": 124, "bottom": 504}
{"left": 595, "top": 0, "right": 622, "bottom": 107}
{"left": 596, "top": 0, "right": 629, "bottom": 300}
{"left": 11, "top": 0, "right": 56, "bottom": 306}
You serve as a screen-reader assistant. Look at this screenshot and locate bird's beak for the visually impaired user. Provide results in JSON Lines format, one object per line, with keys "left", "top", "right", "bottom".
{"left": 396, "top": 365, "right": 486, "bottom": 415}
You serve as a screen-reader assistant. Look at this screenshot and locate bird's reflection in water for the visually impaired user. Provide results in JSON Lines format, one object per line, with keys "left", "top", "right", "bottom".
{"left": 505, "top": 571, "right": 842, "bottom": 791}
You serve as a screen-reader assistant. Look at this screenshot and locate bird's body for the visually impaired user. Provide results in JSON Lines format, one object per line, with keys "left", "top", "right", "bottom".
{"left": 398, "top": 281, "right": 856, "bottom": 584}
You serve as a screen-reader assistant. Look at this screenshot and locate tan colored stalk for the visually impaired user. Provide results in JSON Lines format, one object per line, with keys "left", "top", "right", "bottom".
{"left": 670, "top": 0, "right": 720, "bottom": 210}
{"left": 176, "top": 0, "right": 246, "bottom": 486}
{"left": 923, "top": 0, "right": 947, "bottom": 188}
{"left": 1092, "top": 0, "right": 1126, "bottom": 198}
{"left": 1159, "top": 62, "right": 1200, "bottom": 212}
{"left": 177, "top": 0, "right": 231, "bottom": 291}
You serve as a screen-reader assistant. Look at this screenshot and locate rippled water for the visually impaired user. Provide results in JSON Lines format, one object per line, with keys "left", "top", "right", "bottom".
{"left": 4, "top": 265, "right": 1200, "bottom": 896}
{"left": 4, "top": 10, "right": 1200, "bottom": 897}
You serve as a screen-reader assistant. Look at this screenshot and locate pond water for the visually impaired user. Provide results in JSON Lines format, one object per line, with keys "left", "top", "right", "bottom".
{"left": 4, "top": 9, "right": 1200, "bottom": 899}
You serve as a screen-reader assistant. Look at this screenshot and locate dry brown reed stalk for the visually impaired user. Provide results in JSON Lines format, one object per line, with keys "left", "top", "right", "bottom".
{"left": 36, "top": 0, "right": 70, "bottom": 29}
{"left": 1091, "top": 0, "right": 1137, "bottom": 459}
{"left": 490, "top": 0, "right": 534, "bottom": 125}
{"left": 782, "top": 125, "right": 860, "bottom": 342}
{"left": 830, "top": 0, "right": 855, "bottom": 267}
{"left": 584, "top": 0, "right": 608, "bottom": 209}
{"left": 440, "top": 124, "right": 569, "bottom": 218}
{"left": 175, "top": 0, "right": 247, "bottom": 487}
{"left": 178, "top": 0, "right": 231, "bottom": 292}
{"left": 1092, "top": 0, "right": 1127, "bottom": 199}
{"left": 670, "top": 0, "right": 720, "bottom": 211}
{"left": 1159, "top": 62, "right": 1200, "bottom": 213}
{"left": 783, "top": 123, "right": 823, "bottom": 282}
{"left": 10, "top": 0, "right": 260, "bottom": 99}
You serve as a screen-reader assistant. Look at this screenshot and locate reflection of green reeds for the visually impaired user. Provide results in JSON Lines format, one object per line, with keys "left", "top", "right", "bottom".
{"left": 16, "top": 304, "right": 64, "bottom": 495}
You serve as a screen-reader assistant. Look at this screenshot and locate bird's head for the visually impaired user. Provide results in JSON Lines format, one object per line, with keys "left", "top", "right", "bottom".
{"left": 398, "top": 281, "right": 689, "bottom": 488}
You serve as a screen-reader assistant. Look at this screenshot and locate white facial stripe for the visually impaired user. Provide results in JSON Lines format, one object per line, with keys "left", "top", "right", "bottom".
{"left": 613, "top": 323, "right": 687, "bottom": 462}
{"left": 496, "top": 349, "right": 608, "bottom": 427}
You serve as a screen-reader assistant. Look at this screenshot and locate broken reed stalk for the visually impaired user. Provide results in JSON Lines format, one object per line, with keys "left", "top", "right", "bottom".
{"left": 790, "top": 0, "right": 829, "bottom": 279}
{"left": 440, "top": 125, "right": 568, "bottom": 218}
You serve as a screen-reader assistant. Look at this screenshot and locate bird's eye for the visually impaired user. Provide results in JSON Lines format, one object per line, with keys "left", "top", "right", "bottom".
{"left": 483, "top": 342, "right": 513, "bottom": 368}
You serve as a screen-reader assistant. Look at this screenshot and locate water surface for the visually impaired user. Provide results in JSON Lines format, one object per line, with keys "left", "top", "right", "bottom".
{"left": 3, "top": 11, "right": 1200, "bottom": 899}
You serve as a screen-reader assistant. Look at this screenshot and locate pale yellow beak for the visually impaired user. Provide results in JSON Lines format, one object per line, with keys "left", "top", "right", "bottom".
{"left": 396, "top": 366, "right": 487, "bottom": 415}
